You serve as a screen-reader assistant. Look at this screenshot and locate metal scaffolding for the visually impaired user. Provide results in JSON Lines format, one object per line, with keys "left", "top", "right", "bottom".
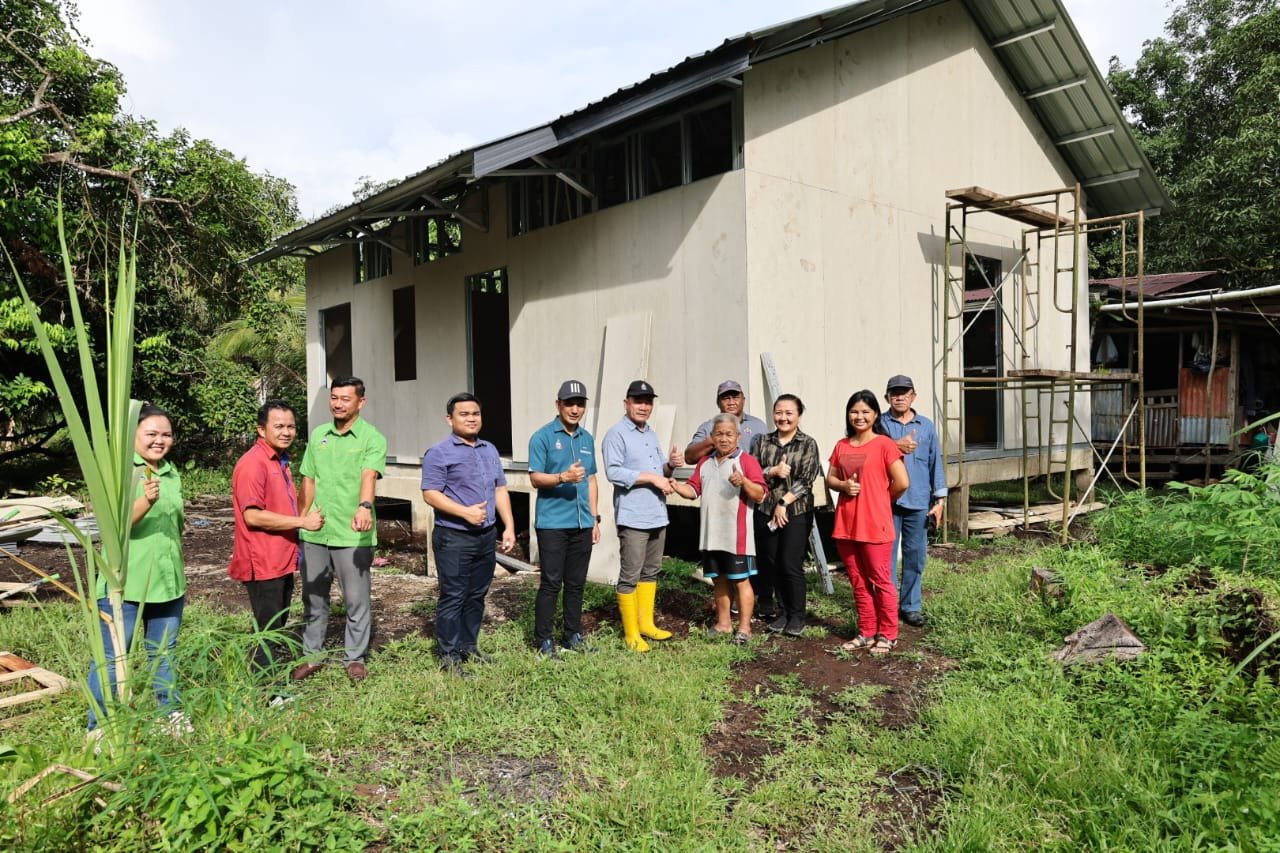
{"left": 940, "top": 184, "right": 1147, "bottom": 542}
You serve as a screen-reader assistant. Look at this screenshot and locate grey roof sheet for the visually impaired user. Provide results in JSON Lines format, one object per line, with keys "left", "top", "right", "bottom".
{"left": 254, "top": 0, "right": 1168, "bottom": 260}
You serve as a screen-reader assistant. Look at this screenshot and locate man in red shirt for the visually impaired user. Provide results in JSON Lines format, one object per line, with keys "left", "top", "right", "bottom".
{"left": 229, "top": 401, "right": 324, "bottom": 678}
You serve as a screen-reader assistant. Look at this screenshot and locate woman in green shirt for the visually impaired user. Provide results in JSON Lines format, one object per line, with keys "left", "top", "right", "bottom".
{"left": 87, "top": 405, "right": 188, "bottom": 732}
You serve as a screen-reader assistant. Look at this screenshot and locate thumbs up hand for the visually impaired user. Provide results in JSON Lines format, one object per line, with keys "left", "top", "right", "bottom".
{"left": 668, "top": 444, "right": 684, "bottom": 470}
{"left": 562, "top": 459, "right": 587, "bottom": 483}
{"left": 846, "top": 472, "right": 860, "bottom": 497}
{"left": 897, "top": 429, "right": 918, "bottom": 455}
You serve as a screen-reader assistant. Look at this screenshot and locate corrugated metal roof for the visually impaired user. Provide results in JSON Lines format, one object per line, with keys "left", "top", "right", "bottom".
{"left": 963, "top": 0, "right": 1170, "bottom": 217}
{"left": 1092, "top": 271, "right": 1221, "bottom": 297}
{"left": 253, "top": 0, "right": 1169, "bottom": 261}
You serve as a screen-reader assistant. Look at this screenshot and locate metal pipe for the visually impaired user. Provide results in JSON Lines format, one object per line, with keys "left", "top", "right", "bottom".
{"left": 1098, "top": 283, "right": 1280, "bottom": 312}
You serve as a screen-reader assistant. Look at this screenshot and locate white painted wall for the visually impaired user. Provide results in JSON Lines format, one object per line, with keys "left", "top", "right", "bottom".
{"left": 741, "top": 0, "right": 1091, "bottom": 466}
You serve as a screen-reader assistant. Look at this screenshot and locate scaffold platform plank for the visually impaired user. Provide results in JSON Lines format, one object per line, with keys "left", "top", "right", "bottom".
{"left": 946, "top": 186, "right": 1070, "bottom": 228}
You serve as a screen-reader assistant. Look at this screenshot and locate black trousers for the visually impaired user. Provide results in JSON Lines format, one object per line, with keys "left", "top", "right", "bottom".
{"left": 243, "top": 573, "right": 295, "bottom": 674}
{"left": 753, "top": 510, "right": 813, "bottom": 618}
{"left": 433, "top": 525, "right": 497, "bottom": 659}
{"left": 534, "top": 527, "right": 593, "bottom": 643}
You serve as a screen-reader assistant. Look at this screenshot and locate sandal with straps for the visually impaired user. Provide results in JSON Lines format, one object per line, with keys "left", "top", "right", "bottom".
{"left": 870, "top": 635, "right": 897, "bottom": 656}
{"left": 841, "top": 635, "right": 874, "bottom": 652}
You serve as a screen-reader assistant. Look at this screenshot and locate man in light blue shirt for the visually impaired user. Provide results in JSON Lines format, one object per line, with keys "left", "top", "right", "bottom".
{"left": 602, "top": 380, "right": 684, "bottom": 652}
{"left": 879, "top": 375, "right": 947, "bottom": 628}
{"left": 528, "top": 380, "right": 600, "bottom": 658}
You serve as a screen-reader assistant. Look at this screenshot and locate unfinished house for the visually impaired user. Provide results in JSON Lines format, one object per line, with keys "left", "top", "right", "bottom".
{"left": 1092, "top": 272, "right": 1280, "bottom": 482}
{"left": 253, "top": 0, "right": 1169, "bottom": 576}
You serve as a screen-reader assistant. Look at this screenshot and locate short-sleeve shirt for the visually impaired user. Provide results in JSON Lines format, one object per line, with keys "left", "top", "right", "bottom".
{"left": 828, "top": 435, "right": 903, "bottom": 544}
{"left": 421, "top": 435, "right": 508, "bottom": 531}
{"left": 688, "top": 449, "right": 766, "bottom": 556}
{"left": 602, "top": 416, "right": 669, "bottom": 530}
{"left": 691, "top": 412, "right": 768, "bottom": 456}
{"left": 299, "top": 417, "right": 386, "bottom": 548}
{"left": 103, "top": 454, "right": 185, "bottom": 603}
{"left": 229, "top": 437, "right": 300, "bottom": 582}
{"left": 528, "top": 418, "right": 597, "bottom": 530}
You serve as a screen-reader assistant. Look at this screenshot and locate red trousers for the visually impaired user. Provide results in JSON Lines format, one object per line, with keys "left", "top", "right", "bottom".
{"left": 835, "top": 540, "right": 898, "bottom": 641}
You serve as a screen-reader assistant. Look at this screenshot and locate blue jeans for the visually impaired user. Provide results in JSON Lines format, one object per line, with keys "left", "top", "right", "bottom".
{"left": 86, "top": 596, "right": 185, "bottom": 729}
{"left": 891, "top": 507, "right": 928, "bottom": 614}
{"left": 432, "top": 525, "right": 496, "bottom": 659}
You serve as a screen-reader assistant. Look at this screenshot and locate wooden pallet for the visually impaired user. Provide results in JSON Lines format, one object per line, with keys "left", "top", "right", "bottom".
{"left": 0, "top": 652, "right": 71, "bottom": 711}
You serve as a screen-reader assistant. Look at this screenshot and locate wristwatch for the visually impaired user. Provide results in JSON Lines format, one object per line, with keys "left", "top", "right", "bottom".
{"left": 358, "top": 500, "right": 373, "bottom": 510}
{"left": 595, "top": 515, "right": 602, "bottom": 523}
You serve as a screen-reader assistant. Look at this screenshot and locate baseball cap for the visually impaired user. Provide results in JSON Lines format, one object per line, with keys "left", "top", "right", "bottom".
{"left": 716, "top": 380, "right": 744, "bottom": 398}
{"left": 557, "top": 379, "right": 589, "bottom": 401}
{"left": 626, "top": 379, "right": 657, "bottom": 398}
{"left": 885, "top": 374, "right": 915, "bottom": 393}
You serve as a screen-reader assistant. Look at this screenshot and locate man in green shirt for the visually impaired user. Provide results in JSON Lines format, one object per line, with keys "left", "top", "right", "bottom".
{"left": 293, "top": 376, "right": 387, "bottom": 683}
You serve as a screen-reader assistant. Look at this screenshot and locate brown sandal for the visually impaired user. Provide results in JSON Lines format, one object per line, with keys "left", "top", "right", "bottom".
{"left": 870, "top": 635, "right": 897, "bottom": 656}
{"left": 841, "top": 635, "right": 874, "bottom": 651}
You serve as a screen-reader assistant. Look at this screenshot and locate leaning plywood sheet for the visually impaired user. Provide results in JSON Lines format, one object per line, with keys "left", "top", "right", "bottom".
{"left": 0, "top": 496, "right": 88, "bottom": 545}
{"left": 0, "top": 652, "right": 71, "bottom": 711}
{"left": 588, "top": 313, "right": 654, "bottom": 586}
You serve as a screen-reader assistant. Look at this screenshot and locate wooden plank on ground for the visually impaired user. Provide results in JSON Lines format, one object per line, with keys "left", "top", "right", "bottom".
{"left": 0, "top": 652, "right": 71, "bottom": 711}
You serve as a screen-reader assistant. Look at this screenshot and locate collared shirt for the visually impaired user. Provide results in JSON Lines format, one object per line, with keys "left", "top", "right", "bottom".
{"left": 602, "top": 416, "right": 669, "bottom": 530}
{"left": 229, "top": 437, "right": 300, "bottom": 582}
{"left": 102, "top": 454, "right": 185, "bottom": 603}
{"left": 749, "top": 429, "right": 823, "bottom": 517}
{"left": 299, "top": 417, "right": 387, "bottom": 548}
{"left": 878, "top": 411, "right": 948, "bottom": 511}
{"left": 421, "top": 434, "right": 507, "bottom": 531}
{"left": 529, "top": 418, "right": 597, "bottom": 530}
{"left": 691, "top": 412, "right": 769, "bottom": 455}
{"left": 688, "top": 449, "right": 767, "bottom": 555}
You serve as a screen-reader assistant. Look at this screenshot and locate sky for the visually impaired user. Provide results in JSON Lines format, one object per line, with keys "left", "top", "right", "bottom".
{"left": 70, "top": 0, "right": 1175, "bottom": 221}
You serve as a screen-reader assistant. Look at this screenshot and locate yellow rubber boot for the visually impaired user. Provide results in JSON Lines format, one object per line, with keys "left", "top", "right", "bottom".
{"left": 636, "top": 581, "right": 672, "bottom": 641}
{"left": 617, "top": 592, "right": 650, "bottom": 652}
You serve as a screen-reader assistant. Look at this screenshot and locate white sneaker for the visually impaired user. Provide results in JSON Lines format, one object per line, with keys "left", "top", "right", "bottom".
{"left": 160, "top": 710, "right": 193, "bottom": 738}
{"left": 268, "top": 694, "right": 295, "bottom": 709}
{"left": 85, "top": 727, "right": 104, "bottom": 756}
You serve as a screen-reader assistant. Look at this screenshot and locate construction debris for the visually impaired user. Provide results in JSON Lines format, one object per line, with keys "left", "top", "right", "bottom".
{"left": 968, "top": 501, "right": 1107, "bottom": 537}
{"left": 1029, "top": 567, "right": 1064, "bottom": 604}
{"left": 0, "top": 651, "right": 71, "bottom": 711}
{"left": 1053, "top": 613, "right": 1146, "bottom": 666}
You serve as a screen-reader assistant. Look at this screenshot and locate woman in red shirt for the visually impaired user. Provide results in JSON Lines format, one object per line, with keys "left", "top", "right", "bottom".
{"left": 826, "top": 390, "right": 909, "bottom": 655}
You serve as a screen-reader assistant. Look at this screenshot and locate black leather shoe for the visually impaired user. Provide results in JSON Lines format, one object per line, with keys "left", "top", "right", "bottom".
{"left": 766, "top": 614, "right": 788, "bottom": 633}
{"left": 901, "top": 611, "right": 926, "bottom": 628}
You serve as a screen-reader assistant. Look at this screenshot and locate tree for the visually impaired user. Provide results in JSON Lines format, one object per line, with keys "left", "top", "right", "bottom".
{"left": 1106, "top": 0, "right": 1280, "bottom": 284}
{"left": 1, "top": 1, "right": 305, "bottom": 475}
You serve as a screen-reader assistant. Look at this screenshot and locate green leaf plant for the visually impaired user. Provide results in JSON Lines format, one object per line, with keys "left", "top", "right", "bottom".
{"left": 6, "top": 193, "right": 141, "bottom": 751}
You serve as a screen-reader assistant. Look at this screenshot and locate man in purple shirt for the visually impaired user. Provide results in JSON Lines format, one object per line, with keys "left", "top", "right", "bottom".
{"left": 421, "top": 393, "right": 516, "bottom": 675}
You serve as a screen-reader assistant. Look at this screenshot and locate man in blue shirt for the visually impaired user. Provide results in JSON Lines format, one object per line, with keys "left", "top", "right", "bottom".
{"left": 602, "top": 380, "right": 684, "bottom": 652}
{"left": 528, "top": 380, "right": 601, "bottom": 658}
{"left": 879, "top": 375, "right": 947, "bottom": 627}
{"left": 421, "top": 393, "right": 516, "bottom": 674}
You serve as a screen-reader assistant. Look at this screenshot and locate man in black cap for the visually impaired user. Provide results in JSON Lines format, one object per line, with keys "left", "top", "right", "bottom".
{"left": 527, "top": 380, "right": 601, "bottom": 658}
{"left": 601, "top": 380, "right": 684, "bottom": 651}
{"left": 879, "top": 375, "right": 947, "bottom": 627}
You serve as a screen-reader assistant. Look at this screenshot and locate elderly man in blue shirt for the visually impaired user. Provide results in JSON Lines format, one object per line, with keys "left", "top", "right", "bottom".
{"left": 602, "top": 380, "right": 684, "bottom": 652}
{"left": 422, "top": 392, "right": 516, "bottom": 675}
{"left": 879, "top": 375, "right": 947, "bottom": 627}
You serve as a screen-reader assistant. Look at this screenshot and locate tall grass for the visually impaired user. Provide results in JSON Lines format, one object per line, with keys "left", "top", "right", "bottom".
{"left": 9, "top": 199, "right": 142, "bottom": 748}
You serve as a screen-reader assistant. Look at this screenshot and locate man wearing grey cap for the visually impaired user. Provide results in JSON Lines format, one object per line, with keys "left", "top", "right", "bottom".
{"left": 879, "top": 375, "right": 947, "bottom": 628}
{"left": 684, "top": 380, "right": 769, "bottom": 464}
{"left": 602, "top": 379, "right": 684, "bottom": 651}
{"left": 528, "top": 380, "right": 601, "bottom": 658}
